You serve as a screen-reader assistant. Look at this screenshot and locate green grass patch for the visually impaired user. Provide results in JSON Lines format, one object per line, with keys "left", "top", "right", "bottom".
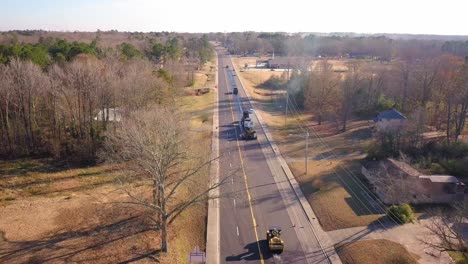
{"left": 449, "top": 252, "right": 468, "bottom": 264}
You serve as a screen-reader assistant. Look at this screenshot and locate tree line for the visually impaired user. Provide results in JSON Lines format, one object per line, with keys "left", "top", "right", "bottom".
{"left": 0, "top": 34, "right": 214, "bottom": 163}
{"left": 210, "top": 32, "right": 468, "bottom": 60}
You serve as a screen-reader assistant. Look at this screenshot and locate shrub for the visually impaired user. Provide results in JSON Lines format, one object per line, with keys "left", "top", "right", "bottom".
{"left": 259, "top": 76, "right": 287, "bottom": 90}
{"left": 440, "top": 159, "right": 468, "bottom": 178}
{"left": 430, "top": 163, "right": 447, "bottom": 174}
{"left": 366, "top": 141, "right": 393, "bottom": 160}
{"left": 387, "top": 203, "right": 415, "bottom": 224}
{"left": 200, "top": 113, "right": 209, "bottom": 123}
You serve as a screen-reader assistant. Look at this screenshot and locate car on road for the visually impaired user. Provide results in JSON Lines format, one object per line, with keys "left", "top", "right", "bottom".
{"left": 233, "top": 87, "right": 238, "bottom": 95}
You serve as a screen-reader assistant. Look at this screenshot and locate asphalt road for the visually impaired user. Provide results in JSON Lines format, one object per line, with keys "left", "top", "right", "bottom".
{"left": 217, "top": 51, "right": 330, "bottom": 264}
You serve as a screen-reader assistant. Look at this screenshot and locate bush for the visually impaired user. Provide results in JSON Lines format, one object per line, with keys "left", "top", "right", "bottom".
{"left": 440, "top": 158, "right": 468, "bottom": 178}
{"left": 387, "top": 203, "right": 415, "bottom": 224}
{"left": 259, "top": 76, "right": 287, "bottom": 90}
{"left": 430, "top": 163, "right": 447, "bottom": 174}
{"left": 365, "top": 142, "right": 393, "bottom": 160}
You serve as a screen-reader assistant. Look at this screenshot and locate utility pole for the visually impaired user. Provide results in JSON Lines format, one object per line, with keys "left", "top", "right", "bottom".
{"left": 284, "top": 60, "right": 291, "bottom": 126}
{"left": 284, "top": 88, "right": 289, "bottom": 125}
{"left": 289, "top": 131, "right": 310, "bottom": 175}
{"left": 305, "top": 131, "right": 309, "bottom": 175}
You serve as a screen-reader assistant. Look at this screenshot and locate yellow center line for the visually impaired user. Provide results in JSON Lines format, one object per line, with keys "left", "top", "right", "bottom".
{"left": 223, "top": 64, "right": 265, "bottom": 264}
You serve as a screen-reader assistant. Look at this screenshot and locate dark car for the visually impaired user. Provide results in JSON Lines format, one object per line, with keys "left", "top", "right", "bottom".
{"left": 233, "top": 87, "right": 238, "bottom": 95}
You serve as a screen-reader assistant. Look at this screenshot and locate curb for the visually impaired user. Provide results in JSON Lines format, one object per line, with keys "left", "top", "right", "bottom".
{"left": 232, "top": 59, "right": 342, "bottom": 264}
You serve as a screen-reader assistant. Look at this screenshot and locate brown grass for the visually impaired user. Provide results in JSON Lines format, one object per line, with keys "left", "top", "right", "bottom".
{"left": 336, "top": 239, "right": 418, "bottom": 264}
{"left": 290, "top": 160, "right": 384, "bottom": 231}
{"left": 0, "top": 159, "right": 121, "bottom": 205}
{"left": 0, "top": 184, "right": 160, "bottom": 264}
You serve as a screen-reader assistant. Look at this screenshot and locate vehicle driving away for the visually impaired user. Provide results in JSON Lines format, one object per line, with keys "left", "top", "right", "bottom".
{"left": 240, "top": 110, "right": 257, "bottom": 140}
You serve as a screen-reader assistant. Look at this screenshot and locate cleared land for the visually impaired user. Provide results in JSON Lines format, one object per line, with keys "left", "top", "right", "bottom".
{"left": 0, "top": 59, "right": 216, "bottom": 264}
{"left": 336, "top": 239, "right": 418, "bottom": 264}
{"left": 233, "top": 57, "right": 384, "bottom": 231}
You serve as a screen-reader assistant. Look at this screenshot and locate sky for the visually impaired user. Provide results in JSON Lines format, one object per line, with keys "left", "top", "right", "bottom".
{"left": 1, "top": 0, "right": 468, "bottom": 35}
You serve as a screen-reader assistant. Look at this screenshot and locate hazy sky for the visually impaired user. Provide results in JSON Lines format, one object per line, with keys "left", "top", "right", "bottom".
{"left": 1, "top": 0, "right": 467, "bottom": 35}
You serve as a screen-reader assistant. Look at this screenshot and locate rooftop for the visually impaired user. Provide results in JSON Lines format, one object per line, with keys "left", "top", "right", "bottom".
{"left": 375, "top": 109, "right": 406, "bottom": 121}
{"left": 419, "top": 175, "right": 460, "bottom": 183}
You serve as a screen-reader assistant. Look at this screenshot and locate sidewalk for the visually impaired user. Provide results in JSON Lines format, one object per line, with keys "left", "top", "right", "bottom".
{"left": 206, "top": 53, "right": 220, "bottom": 264}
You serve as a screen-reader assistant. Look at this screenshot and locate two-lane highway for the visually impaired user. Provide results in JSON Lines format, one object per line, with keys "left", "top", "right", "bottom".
{"left": 216, "top": 51, "right": 331, "bottom": 264}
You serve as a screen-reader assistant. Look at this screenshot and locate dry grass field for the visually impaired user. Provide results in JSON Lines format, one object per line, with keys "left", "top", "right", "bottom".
{"left": 0, "top": 58, "right": 217, "bottom": 264}
{"left": 336, "top": 239, "right": 418, "bottom": 264}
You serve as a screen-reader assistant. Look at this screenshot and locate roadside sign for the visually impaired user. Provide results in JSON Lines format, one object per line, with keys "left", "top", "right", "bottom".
{"left": 188, "top": 246, "right": 206, "bottom": 263}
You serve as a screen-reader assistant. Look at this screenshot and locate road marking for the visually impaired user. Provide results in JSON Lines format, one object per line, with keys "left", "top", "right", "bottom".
{"left": 225, "top": 67, "right": 265, "bottom": 264}
{"left": 236, "top": 226, "right": 239, "bottom": 236}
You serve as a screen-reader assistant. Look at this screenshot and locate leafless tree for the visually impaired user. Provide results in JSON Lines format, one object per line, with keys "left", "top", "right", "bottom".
{"left": 100, "top": 107, "right": 225, "bottom": 253}
{"left": 412, "top": 58, "right": 440, "bottom": 141}
{"left": 421, "top": 202, "right": 468, "bottom": 254}
{"left": 305, "top": 60, "right": 340, "bottom": 125}
{"left": 5, "top": 58, "right": 49, "bottom": 154}
{"left": 340, "top": 62, "right": 362, "bottom": 131}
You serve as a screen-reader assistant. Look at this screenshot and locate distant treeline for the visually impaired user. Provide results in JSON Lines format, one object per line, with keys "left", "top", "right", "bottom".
{"left": 208, "top": 32, "right": 468, "bottom": 59}
{"left": 0, "top": 34, "right": 213, "bottom": 68}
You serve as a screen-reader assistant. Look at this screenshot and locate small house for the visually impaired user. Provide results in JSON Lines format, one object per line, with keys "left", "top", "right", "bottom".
{"left": 374, "top": 109, "right": 407, "bottom": 133}
{"left": 95, "top": 108, "right": 122, "bottom": 122}
{"left": 361, "top": 158, "right": 465, "bottom": 204}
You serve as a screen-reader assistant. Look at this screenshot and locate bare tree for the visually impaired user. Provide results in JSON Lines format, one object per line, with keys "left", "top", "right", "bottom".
{"left": 412, "top": 58, "right": 440, "bottom": 141}
{"left": 453, "top": 57, "right": 468, "bottom": 142}
{"left": 421, "top": 203, "right": 468, "bottom": 254}
{"left": 101, "top": 107, "right": 224, "bottom": 253}
{"left": 340, "top": 62, "right": 362, "bottom": 131}
{"left": 435, "top": 54, "right": 464, "bottom": 144}
{"left": 305, "top": 60, "right": 340, "bottom": 125}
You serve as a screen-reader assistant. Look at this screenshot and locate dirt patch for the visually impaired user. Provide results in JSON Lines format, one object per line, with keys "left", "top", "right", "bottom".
{"left": 336, "top": 239, "right": 418, "bottom": 264}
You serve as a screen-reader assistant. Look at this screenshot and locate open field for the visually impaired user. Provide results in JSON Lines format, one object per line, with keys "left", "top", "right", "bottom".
{"left": 336, "top": 239, "right": 418, "bottom": 264}
{"left": 0, "top": 58, "right": 216, "bottom": 264}
{"left": 234, "top": 57, "right": 384, "bottom": 231}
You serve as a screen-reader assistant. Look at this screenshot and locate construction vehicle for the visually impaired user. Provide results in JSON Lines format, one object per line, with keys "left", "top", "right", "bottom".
{"left": 266, "top": 226, "right": 284, "bottom": 253}
{"left": 240, "top": 110, "right": 257, "bottom": 140}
